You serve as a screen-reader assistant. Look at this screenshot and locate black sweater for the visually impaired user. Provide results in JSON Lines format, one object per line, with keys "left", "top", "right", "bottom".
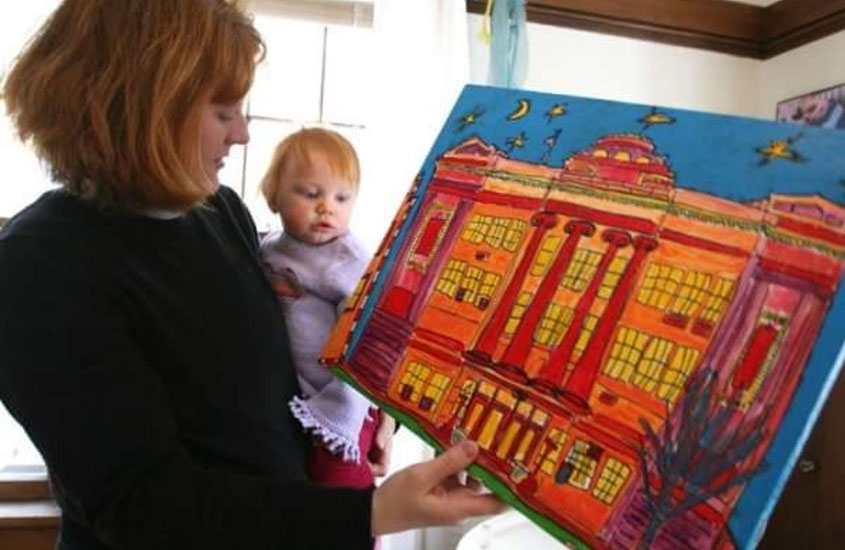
{"left": 0, "top": 187, "right": 373, "bottom": 549}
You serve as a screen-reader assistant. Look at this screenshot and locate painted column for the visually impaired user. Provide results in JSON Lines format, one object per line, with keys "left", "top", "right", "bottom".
{"left": 560, "top": 235, "right": 658, "bottom": 412}
{"left": 465, "top": 211, "right": 558, "bottom": 364}
{"left": 534, "top": 229, "right": 632, "bottom": 394}
{"left": 498, "top": 220, "right": 596, "bottom": 379}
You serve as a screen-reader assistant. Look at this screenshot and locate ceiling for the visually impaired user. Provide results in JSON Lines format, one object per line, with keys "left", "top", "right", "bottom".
{"left": 467, "top": 0, "right": 845, "bottom": 59}
{"left": 729, "top": 0, "right": 779, "bottom": 6}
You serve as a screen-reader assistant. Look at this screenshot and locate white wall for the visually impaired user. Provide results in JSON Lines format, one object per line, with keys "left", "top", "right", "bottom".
{"left": 758, "top": 30, "right": 845, "bottom": 119}
{"left": 468, "top": 16, "right": 763, "bottom": 118}
{"left": 469, "top": 17, "right": 845, "bottom": 124}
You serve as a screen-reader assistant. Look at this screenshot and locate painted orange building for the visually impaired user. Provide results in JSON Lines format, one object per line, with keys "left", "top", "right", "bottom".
{"left": 323, "top": 134, "right": 845, "bottom": 550}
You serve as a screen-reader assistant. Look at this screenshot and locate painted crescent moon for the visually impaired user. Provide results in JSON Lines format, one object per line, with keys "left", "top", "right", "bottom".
{"left": 507, "top": 99, "right": 531, "bottom": 121}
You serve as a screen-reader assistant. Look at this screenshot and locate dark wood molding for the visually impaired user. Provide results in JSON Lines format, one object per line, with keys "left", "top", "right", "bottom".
{"left": 467, "top": 0, "right": 845, "bottom": 60}
{"left": 762, "top": 0, "right": 845, "bottom": 57}
{"left": 0, "top": 472, "right": 51, "bottom": 502}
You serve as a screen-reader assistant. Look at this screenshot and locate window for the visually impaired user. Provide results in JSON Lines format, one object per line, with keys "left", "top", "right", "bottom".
{"left": 597, "top": 256, "right": 629, "bottom": 299}
{"left": 593, "top": 458, "right": 631, "bottom": 504}
{"left": 531, "top": 236, "right": 561, "bottom": 276}
{"left": 561, "top": 248, "right": 602, "bottom": 292}
{"left": 420, "top": 372, "right": 451, "bottom": 412}
{"left": 604, "top": 326, "right": 700, "bottom": 402}
{"left": 563, "top": 440, "right": 600, "bottom": 490}
{"left": 462, "top": 215, "right": 526, "bottom": 251}
{"left": 540, "top": 429, "right": 568, "bottom": 476}
{"left": 505, "top": 292, "right": 533, "bottom": 335}
{"left": 434, "top": 259, "right": 501, "bottom": 310}
{"left": 1, "top": 0, "right": 66, "bottom": 469}
{"left": 436, "top": 259, "right": 466, "bottom": 298}
{"left": 638, "top": 263, "right": 729, "bottom": 322}
{"left": 604, "top": 326, "right": 650, "bottom": 383}
{"left": 632, "top": 336, "right": 675, "bottom": 393}
{"left": 535, "top": 303, "right": 574, "bottom": 347}
{"left": 573, "top": 315, "right": 599, "bottom": 361}
{"left": 699, "top": 277, "right": 736, "bottom": 324}
{"left": 658, "top": 346, "right": 700, "bottom": 402}
{"left": 217, "top": 8, "right": 375, "bottom": 233}
{"left": 398, "top": 361, "right": 431, "bottom": 403}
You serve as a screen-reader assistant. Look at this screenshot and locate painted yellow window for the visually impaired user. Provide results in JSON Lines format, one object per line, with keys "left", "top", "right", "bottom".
{"left": 476, "top": 272, "right": 501, "bottom": 309}
{"left": 604, "top": 326, "right": 649, "bottom": 382}
{"left": 453, "top": 379, "right": 477, "bottom": 419}
{"left": 562, "top": 248, "right": 602, "bottom": 292}
{"left": 459, "top": 266, "right": 483, "bottom": 304}
{"left": 435, "top": 259, "right": 465, "bottom": 298}
{"left": 531, "top": 236, "right": 561, "bottom": 276}
{"left": 592, "top": 149, "right": 608, "bottom": 158}
{"left": 535, "top": 303, "right": 574, "bottom": 347}
{"left": 422, "top": 372, "right": 451, "bottom": 410}
{"left": 485, "top": 218, "right": 509, "bottom": 248}
{"left": 462, "top": 214, "right": 489, "bottom": 244}
{"left": 598, "top": 256, "right": 629, "bottom": 299}
{"left": 638, "top": 263, "right": 685, "bottom": 311}
{"left": 399, "top": 361, "right": 431, "bottom": 403}
{"left": 700, "top": 277, "right": 736, "bottom": 323}
{"left": 632, "top": 336, "right": 674, "bottom": 393}
{"left": 566, "top": 440, "right": 598, "bottom": 490}
{"left": 496, "top": 403, "right": 530, "bottom": 460}
{"left": 514, "top": 408, "right": 550, "bottom": 464}
{"left": 478, "top": 381, "right": 496, "bottom": 397}
{"left": 503, "top": 220, "right": 527, "bottom": 252}
{"left": 658, "top": 347, "right": 700, "bottom": 402}
{"left": 669, "top": 270, "right": 712, "bottom": 317}
{"left": 540, "top": 429, "right": 568, "bottom": 476}
{"left": 613, "top": 150, "right": 631, "bottom": 162}
{"left": 572, "top": 315, "right": 599, "bottom": 361}
{"left": 465, "top": 402, "right": 485, "bottom": 434}
{"left": 478, "top": 409, "right": 504, "bottom": 450}
{"left": 505, "top": 291, "right": 533, "bottom": 335}
{"left": 592, "top": 458, "right": 631, "bottom": 504}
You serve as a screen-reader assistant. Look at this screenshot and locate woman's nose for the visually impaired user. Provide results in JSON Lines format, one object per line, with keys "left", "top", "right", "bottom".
{"left": 229, "top": 113, "right": 250, "bottom": 145}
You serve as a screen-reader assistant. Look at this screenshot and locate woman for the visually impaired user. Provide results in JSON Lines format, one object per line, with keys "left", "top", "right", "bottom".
{"left": 0, "top": 1, "right": 504, "bottom": 549}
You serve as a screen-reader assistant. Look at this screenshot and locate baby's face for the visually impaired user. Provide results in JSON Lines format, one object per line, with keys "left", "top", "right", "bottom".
{"left": 275, "top": 153, "right": 357, "bottom": 245}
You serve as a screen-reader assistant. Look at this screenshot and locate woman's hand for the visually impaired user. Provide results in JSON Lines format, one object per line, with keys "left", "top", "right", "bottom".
{"left": 370, "top": 440, "right": 507, "bottom": 535}
{"left": 368, "top": 411, "right": 395, "bottom": 477}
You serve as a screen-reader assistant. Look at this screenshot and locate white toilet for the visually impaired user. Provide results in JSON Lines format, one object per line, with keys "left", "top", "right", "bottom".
{"left": 456, "top": 511, "right": 575, "bottom": 550}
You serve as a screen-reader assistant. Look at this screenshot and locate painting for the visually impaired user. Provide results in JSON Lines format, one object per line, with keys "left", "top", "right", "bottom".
{"left": 321, "top": 85, "right": 845, "bottom": 550}
{"left": 776, "top": 83, "right": 845, "bottom": 129}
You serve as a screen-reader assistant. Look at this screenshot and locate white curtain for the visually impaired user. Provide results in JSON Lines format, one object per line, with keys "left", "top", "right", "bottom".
{"left": 364, "top": 3, "right": 477, "bottom": 550}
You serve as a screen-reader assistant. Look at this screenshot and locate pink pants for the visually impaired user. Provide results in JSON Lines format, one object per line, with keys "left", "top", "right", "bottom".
{"left": 307, "top": 408, "right": 381, "bottom": 549}
{"left": 306, "top": 408, "right": 378, "bottom": 489}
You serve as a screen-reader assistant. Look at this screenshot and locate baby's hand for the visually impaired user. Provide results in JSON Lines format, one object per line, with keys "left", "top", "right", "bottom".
{"left": 265, "top": 265, "right": 303, "bottom": 298}
{"left": 368, "top": 411, "right": 395, "bottom": 477}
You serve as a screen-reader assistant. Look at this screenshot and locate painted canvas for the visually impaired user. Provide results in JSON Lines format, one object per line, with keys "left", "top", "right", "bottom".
{"left": 321, "top": 85, "right": 845, "bottom": 550}
{"left": 776, "top": 83, "right": 845, "bottom": 129}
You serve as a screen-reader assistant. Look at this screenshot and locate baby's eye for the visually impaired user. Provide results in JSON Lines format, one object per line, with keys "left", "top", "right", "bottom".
{"left": 296, "top": 188, "right": 320, "bottom": 199}
{"left": 336, "top": 194, "right": 350, "bottom": 203}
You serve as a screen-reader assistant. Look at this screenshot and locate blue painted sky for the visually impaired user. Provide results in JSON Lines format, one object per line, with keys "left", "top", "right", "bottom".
{"left": 425, "top": 85, "right": 845, "bottom": 206}
{"left": 417, "top": 84, "right": 845, "bottom": 549}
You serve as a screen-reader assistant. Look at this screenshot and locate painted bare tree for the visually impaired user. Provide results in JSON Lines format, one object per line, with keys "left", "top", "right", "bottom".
{"left": 636, "top": 367, "right": 769, "bottom": 550}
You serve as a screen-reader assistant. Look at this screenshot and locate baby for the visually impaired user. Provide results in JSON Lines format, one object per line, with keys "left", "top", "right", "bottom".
{"left": 259, "top": 127, "right": 393, "bottom": 490}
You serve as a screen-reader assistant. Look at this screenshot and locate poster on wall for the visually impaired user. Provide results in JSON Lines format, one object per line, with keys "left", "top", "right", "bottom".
{"left": 776, "top": 83, "right": 845, "bottom": 129}
{"left": 322, "top": 84, "right": 845, "bottom": 550}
